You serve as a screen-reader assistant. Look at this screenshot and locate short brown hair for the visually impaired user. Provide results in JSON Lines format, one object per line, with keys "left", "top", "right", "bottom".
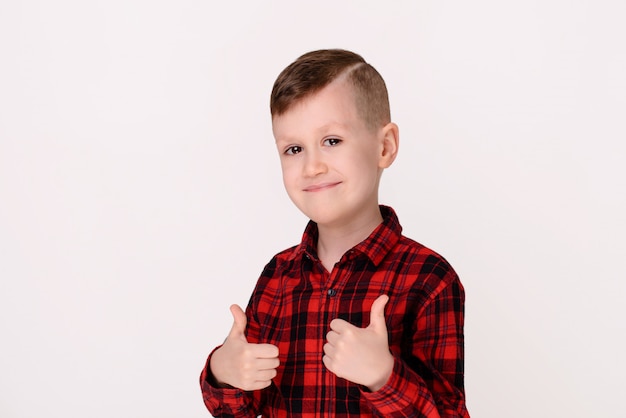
{"left": 270, "top": 49, "right": 391, "bottom": 130}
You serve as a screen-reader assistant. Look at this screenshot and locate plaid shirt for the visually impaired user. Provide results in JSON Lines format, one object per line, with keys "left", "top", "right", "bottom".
{"left": 200, "top": 206, "right": 469, "bottom": 417}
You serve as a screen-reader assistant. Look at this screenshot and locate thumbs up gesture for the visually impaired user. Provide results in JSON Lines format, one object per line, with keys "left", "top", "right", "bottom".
{"left": 323, "top": 295, "right": 394, "bottom": 392}
{"left": 209, "top": 305, "right": 280, "bottom": 391}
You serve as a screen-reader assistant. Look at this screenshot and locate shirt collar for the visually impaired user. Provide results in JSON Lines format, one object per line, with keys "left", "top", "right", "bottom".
{"left": 291, "top": 205, "right": 402, "bottom": 267}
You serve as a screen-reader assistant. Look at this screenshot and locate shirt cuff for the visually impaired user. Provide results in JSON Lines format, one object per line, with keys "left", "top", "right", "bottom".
{"left": 360, "top": 356, "right": 437, "bottom": 415}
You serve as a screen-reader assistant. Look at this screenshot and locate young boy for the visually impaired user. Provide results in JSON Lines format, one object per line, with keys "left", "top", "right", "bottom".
{"left": 200, "top": 49, "right": 469, "bottom": 417}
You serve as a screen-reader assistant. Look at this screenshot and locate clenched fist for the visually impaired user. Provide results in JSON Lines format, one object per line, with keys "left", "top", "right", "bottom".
{"left": 210, "top": 304, "right": 280, "bottom": 391}
{"left": 323, "top": 295, "right": 394, "bottom": 392}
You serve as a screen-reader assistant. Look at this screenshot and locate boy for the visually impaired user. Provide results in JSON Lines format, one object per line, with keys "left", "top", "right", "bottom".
{"left": 200, "top": 49, "right": 469, "bottom": 417}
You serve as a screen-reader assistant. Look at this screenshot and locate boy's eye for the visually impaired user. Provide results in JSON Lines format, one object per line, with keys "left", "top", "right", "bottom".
{"left": 285, "top": 146, "right": 302, "bottom": 155}
{"left": 323, "top": 138, "right": 341, "bottom": 146}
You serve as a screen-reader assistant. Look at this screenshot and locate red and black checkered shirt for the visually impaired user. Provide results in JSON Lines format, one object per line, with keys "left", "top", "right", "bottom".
{"left": 200, "top": 206, "right": 469, "bottom": 417}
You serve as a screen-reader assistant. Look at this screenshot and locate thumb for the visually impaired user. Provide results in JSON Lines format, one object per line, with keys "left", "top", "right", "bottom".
{"left": 228, "top": 304, "right": 248, "bottom": 341}
{"left": 368, "top": 295, "right": 389, "bottom": 332}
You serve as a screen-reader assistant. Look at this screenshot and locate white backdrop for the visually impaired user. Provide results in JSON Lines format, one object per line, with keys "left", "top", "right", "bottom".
{"left": 1, "top": 1, "right": 625, "bottom": 417}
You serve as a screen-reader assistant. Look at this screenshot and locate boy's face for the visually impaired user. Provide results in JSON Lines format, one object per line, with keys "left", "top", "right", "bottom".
{"left": 272, "top": 78, "right": 396, "bottom": 228}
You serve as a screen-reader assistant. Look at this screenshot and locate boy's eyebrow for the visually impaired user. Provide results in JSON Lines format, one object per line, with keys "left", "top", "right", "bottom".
{"left": 276, "top": 122, "right": 349, "bottom": 142}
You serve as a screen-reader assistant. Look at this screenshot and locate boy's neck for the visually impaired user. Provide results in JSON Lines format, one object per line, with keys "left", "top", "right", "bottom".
{"left": 316, "top": 206, "right": 384, "bottom": 273}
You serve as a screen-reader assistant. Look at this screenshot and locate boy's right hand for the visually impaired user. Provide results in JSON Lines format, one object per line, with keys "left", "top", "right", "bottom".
{"left": 209, "top": 304, "right": 280, "bottom": 391}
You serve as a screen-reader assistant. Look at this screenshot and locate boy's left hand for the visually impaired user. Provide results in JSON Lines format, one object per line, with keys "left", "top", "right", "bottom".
{"left": 323, "top": 294, "right": 394, "bottom": 392}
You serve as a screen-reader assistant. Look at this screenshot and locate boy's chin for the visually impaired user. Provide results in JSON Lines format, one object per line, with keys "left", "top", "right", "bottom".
{"left": 299, "top": 207, "right": 352, "bottom": 228}
{"left": 298, "top": 206, "right": 337, "bottom": 226}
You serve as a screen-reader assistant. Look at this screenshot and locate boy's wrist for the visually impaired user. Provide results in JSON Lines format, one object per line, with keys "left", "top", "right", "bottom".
{"left": 366, "top": 353, "right": 394, "bottom": 392}
{"left": 208, "top": 347, "right": 233, "bottom": 389}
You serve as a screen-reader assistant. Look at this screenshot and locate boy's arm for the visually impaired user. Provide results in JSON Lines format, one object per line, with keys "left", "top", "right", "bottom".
{"left": 199, "top": 346, "right": 261, "bottom": 417}
{"left": 199, "top": 304, "right": 277, "bottom": 417}
{"left": 361, "top": 273, "right": 469, "bottom": 418}
{"left": 200, "top": 255, "right": 285, "bottom": 417}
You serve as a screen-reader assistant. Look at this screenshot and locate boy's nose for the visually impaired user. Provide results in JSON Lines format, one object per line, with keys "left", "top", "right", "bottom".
{"left": 302, "top": 151, "right": 327, "bottom": 177}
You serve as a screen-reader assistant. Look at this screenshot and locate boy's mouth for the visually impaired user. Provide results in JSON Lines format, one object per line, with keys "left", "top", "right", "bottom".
{"left": 303, "top": 182, "right": 341, "bottom": 192}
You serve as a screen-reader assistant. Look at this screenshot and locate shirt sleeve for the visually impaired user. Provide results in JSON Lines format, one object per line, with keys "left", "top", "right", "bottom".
{"left": 360, "top": 273, "right": 470, "bottom": 418}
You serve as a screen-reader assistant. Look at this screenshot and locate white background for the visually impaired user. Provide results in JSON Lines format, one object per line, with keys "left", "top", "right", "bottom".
{"left": 1, "top": 1, "right": 625, "bottom": 417}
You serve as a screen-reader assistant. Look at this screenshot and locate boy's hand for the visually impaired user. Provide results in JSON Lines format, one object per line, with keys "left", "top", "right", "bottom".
{"left": 323, "top": 295, "right": 394, "bottom": 392}
{"left": 209, "top": 304, "right": 280, "bottom": 391}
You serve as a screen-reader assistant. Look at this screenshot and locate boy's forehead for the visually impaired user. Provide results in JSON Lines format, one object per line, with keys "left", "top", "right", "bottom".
{"left": 272, "top": 79, "right": 360, "bottom": 135}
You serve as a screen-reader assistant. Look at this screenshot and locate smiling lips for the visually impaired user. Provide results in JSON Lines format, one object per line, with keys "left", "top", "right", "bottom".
{"left": 303, "top": 182, "right": 341, "bottom": 192}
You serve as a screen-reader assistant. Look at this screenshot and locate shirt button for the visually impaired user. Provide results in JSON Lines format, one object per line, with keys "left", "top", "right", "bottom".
{"left": 327, "top": 288, "right": 337, "bottom": 297}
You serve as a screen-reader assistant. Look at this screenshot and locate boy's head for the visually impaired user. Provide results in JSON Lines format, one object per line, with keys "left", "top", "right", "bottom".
{"left": 270, "top": 49, "right": 390, "bottom": 132}
{"left": 270, "top": 49, "right": 399, "bottom": 228}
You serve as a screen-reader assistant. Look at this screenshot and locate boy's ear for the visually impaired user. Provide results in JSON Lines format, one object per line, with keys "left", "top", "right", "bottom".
{"left": 378, "top": 122, "right": 399, "bottom": 169}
